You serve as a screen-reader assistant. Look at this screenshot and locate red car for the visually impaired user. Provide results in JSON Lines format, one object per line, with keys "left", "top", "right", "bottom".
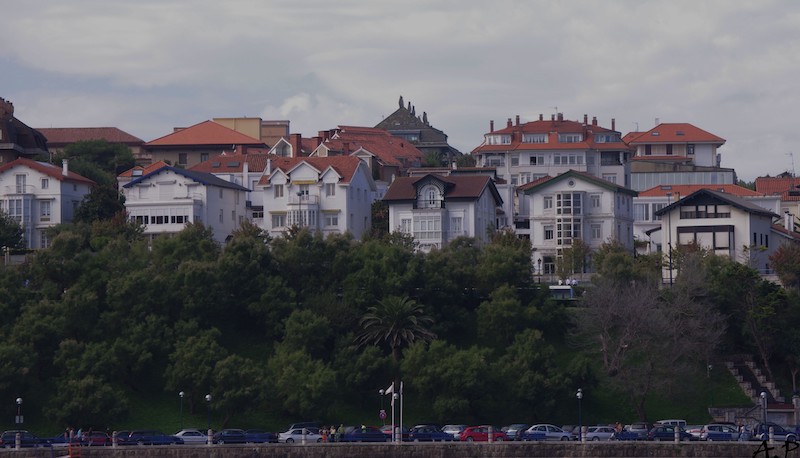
{"left": 81, "top": 431, "right": 111, "bottom": 446}
{"left": 459, "top": 426, "right": 508, "bottom": 442}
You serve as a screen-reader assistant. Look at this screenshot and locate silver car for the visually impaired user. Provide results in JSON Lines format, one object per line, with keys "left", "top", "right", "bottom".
{"left": 173, "top": 428, "right": 208, "bottom": 444}
{"left": 523, "top": 424, "right": 574, "bottom": 441}
{"left": 585, "top": 426, "right": 615, "bottom": 441}
{"left": 442, "top": 424, "right": 467, "bottom": 440}
{"left": 278, "top": 427, "right": 322, "bottom": 443}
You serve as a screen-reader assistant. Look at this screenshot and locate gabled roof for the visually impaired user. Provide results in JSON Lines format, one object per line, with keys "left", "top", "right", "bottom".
{"left": 624, "top": 123, "right": 725, "bottom": 145}
{"left": 518, "top": 169, "right": 638, "bottom": 196}
{"left": 145, "top": 120, "right": 266, "bottom": 147}
{"left": 189, "top": 153, "right": 272, "bottom": 174}
{"left": 382, "top": 174, "right": 503, "bottom": 205}
{"left": 755, "top": 175, "right": 800, "bottom": 202}
{"left": 771, "top": 224, "right": 800, "bottom": 242}
{"left": 256, "top": 156, "right": 365, "bottom": 186}
{"left": 638, "top": 184, "right": 764, "bottom": 198}
{"left": 315, "top": 126, "right": 423, "bottom": 167}
{"left": 653, "top": 188, "right": 778, "bottom": 219}
{"left": 38, "top": 127, "right": 144, "bottom": 146}
{"left": 118, "top": 161, "right": 171, "bottom": 178}
{"left": 122, "top": 164, "right": 250, "bottom": 191}
{"left": 0, "top": 157, "right": 95, "bottom": 184}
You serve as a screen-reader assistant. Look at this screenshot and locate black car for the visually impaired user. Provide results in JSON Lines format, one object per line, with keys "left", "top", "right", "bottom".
{"left": 213, "top": 429, "right": 247, "bottom": 444}
{"left": 126, "top": 430, "right": 183, "bottom": 445}
{"left": 244, "top": 429, "right": 277, "bottom": 443}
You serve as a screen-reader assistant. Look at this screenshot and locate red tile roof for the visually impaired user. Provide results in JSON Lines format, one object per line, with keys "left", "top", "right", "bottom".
{"left": 118, "top": 160, "right": 171, "bottom": 178}
{"left": 638, "top": 184, "right": 764, "bottom": 198}
{"left": 145, "top": 120, "right": 266, "bottom": 147}
{"left": 771, "top": 224, "right": 800, "bottom": 241}
{"left": 755, "top": 176, "right": 800, "bottom": 202}
{"left": 190, "top": 153, "right": 272, "bottom": 174}
{"left": 383, "top": 174, "right": 501, "bottom": 203}
{"left": 0, "top": 157, "right": 95, "bottom": 184}
{"left": 37, "top": 127, "right": 144, "bottom": 146}
{"left": 624, "top": 123, "right": 725, "bottom": 145}
{"left": 257, "top": 156, "right": 364, "bottom": 186}
{"left": 318, "top": 126, "right": 423, "bottom": 167}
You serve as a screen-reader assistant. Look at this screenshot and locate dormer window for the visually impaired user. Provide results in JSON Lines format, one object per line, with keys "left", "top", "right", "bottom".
{"left": 523, "top": 133, "right": 547, "bottom": 143}
{"left": 558, "top": 133, "right": 582, "bottom": 143}
{"left": 417, "top": 184, "right": 443, "bottom": 209}
{"left": 485, "top": 134, "right": 511, "bottom": 145}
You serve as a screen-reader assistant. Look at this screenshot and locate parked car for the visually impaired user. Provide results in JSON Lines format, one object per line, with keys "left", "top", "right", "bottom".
{"left": 700, "top": 424, "right": 740, "bottom": 441}
{"left": 750, "top": 422, "right": 798, "bottom": 442}
{"left": 521, "top": 424, "right": 573, "bottom": 441}
{"left": 113, "top": 430, "right": 131, "bottom": 445}
{"left": 340, "top": 426, "right": 388, "bottom": 442}
{"left": 585, "top": 426, "right": 616, "bottom": 441}
{"left": 287, "top": 421, "right": 322, "bottom": 431}
{"left": 614, "top": 422, "right": 653, "bottom": 441}
{"left": 81, "top": 431, "right": 111, "bottom": 446}
{"left": 407, "top": 425, "right": 454, "bottom": 442}
{"left": 279, "top": 427, "right": 322, "bottom": 443}
{"left": 174, "top": 429, "right": 207, "bottom": 444}
{"left": 685, "top": 425, "right": 704, "bottom": 439}
{"left": 442, "top": 424, "right": 468, "bottom": 440}
{"left": 0, "top": 430, "right": 48, "bottom": 448}
{"left": 647, "top": 425, "right": 696, "bottom": 441}
{"left": 502, "top": 423, "right": 529, "bottom": 441}
{"left": 244, "top": 429, "right": 277, "bottom": 443}
{"left": 126, "top": 430, "right": 183, "bottom": 445}
{"left": 379, "top": 425, "right": 409, "bottom": 441}
{"left": 459, "top": 425, "right": 508, "bottom": 442}
{"left": 213, "top": 429, "right": 247, "bottom": 444}
{"left": 656, "top": 419, "right": 687, "bottom": 428}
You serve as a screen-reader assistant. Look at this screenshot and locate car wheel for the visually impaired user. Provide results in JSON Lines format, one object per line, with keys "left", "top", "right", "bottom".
{"left": 592, "top": 437, "right": 599, "bottom": 441}
{"left": 218, "top": 440, "right": 224, "bottom": 444}
{"left": 790, "top": 435, "right": 798, "bottom": 442}
{"left": 414, "top": 439, "right": 419, "bottom": 442}
{"left": 286, "top": 438, "right": 294, "bottom": 443}
{"left": 316, "top": 438, "right": 322, "bottom": 443}
{"left": 137, "top": 440, "right": 144, "bottom": 446}
{"left": 466, "top": 437, "right": 474, "bottom": 442}
{"left": 496, "top": 437, "right": 504, "bottom": 442}
{"left": 560, "top": 436, "right": 569, "bottom": 441}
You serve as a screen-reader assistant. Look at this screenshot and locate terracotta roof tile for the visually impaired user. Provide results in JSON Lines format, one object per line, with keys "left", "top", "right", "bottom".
{"left": 118, "top": 161, "right": 171, "bottom": 178}
{"left": 624, "top": 123, "right": 725, "bottom": 145}
{"left": 37, "top": 127, "right": 144, "bottom": 145}
{"left": 383, "top": 174, "right": 501, "bottom": 203}
{"left": 256, "top": 156, "right": 363, "bottom": 186}
{"left": 638, "top": 184, "right": 764, "bottom": 198}
{"left": 190, "top": 153, "right": 272, "bottom": 174}
{"left": 755, "top": 176, "right": 800, "bottom": 202}
{"left": 145, "top": 120, "right": 266, "bottom": 147}
{"left": 318, "top": 126, "right": 423, "bottom": 167}
{"left": 471, "top": 117, "right": 630, "bottom": 154}
{"left": 0, "top": 157, "right": 95, "bottom": 184}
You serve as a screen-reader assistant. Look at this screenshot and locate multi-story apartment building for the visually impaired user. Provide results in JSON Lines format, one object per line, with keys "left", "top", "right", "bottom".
{"left": 257, "top": 156, "right": 377, "bottom": 239}
{"left": 518, "top": 170, "right": 637, "bottom": 275}
{"left": 189, "top": 153, "right": 271, "bottom": 221}
{"left": 0, "top": 158, "right": 94, "bottom": 248}
{"left": 121, "top": 164, "right": 249, "bottom": 244}
{"left": 383, "top": 173, "right": 503, "bottom": 252}
{"left": 471, "top": 113, "right": 631, "bottom": 229}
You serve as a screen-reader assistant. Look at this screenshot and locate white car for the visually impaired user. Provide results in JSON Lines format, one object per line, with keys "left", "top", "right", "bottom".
{"left": 584, "top": 426, "right": 615, "bottom": 441}
{"left": 174, "top": 428, "right": 208, "bottom": 444}
{"left": 278, "top": 427, "right": 322, "bottom": 443}
{"left": 523, "top": 424, "right": 574, "bottom": 441}
{"left": 442, "top": 424, "right": 467, "bottom": 440}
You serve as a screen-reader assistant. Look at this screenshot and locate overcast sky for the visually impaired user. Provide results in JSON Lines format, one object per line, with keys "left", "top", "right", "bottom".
{"left": 2, "top": 0, "right": 799, "bottom": 181}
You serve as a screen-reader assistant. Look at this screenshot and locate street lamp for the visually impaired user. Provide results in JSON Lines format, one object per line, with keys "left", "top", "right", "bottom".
{"left": 378, "top": 389, "right": 385, "bottom": 425}
{"left": 761, "top": 391, "right": 768, "bottom": 426}
{"left": 179, "top": 392, "right": 185, "bottom": 429}
{"left": 205, "top": 394, "right": 212, "bottom": 432}
{"left": 15, "top": 398, "right": 22, "bottom": 425}
{"left": 576, "top": 389, "right": 583, "bottom": 442}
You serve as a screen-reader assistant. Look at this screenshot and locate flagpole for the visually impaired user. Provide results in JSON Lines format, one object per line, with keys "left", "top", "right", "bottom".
{"left": 400, "top": 381, "right": 404, "bottom": 445}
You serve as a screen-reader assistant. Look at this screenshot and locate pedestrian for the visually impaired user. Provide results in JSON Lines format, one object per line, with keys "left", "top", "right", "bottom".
{"left": 337, "top": 424, "right": 345, "bottom": 442}
{"left": 321, "top": 427, "right": 327, "bottom": 443}
{"left": 330, "top": 425, "right": 336, "bottom": 442}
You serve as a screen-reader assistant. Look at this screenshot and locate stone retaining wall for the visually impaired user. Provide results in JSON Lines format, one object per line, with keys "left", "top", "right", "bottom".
{"left": 0, "top": 442, "right": 790, "bottom": 458}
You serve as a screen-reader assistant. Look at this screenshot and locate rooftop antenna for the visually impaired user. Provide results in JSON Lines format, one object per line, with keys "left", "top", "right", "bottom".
{"left": 788, "top": 152, "right": 796, "bottom": 177}
{"left": 633, "top": 122, "right": 639, "bottom": 132}
{"left": 551, "top": 106, "right": 558, "bottom": 114}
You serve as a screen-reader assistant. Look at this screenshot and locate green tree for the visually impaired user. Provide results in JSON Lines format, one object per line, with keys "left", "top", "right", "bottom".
{"left": 476, "top": 285, "right": 528, "bottom": 349}
{"left": 0, "top": 210, "right": 24, "bottom": 249}
{"left": 74, "top": 185, "right": 126, "bottom": 223}
{"left": 55, "top": 140, "right": 136, "bottom": 186}
{"left": 770, "top": 243, "right": 800, "bottom": 289}
{"left": 211, "top": 355, "right": 264, "bottom": 427}
{"left": 165, "top": 328, "right": 227, "bottom": 414}
{"left": 266, "top": 346, "right": 336, "bottom": 418}
{"left": 455, "top": 154, "right": 477, "bottom": 168}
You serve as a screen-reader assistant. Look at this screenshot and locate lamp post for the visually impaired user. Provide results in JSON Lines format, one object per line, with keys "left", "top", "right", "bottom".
{"left": 297, "top": 191, "right": 304, "bottom": 228}
{"left": 761, "top": 391, "right": 768, "bottom": 426}
{"left": 537, "top": 258, "right": 542, "bottom": 282}
{"left": 179, "top": 392, "right": 185, "bottom": 429}
{"left": 15, "top": 398, "right": 22, "bottom": 425}
{"left": 205, "top": 394, "right": 212, "bottom": 432}
{"left": 378, "top": 389, "right": 385, "bottom": 425}
{"left": 576, "top": 389, "right": 583, "bottom": 442}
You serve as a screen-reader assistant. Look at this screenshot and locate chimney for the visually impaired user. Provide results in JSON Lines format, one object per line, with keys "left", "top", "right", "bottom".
{"left": 612, "top": 118, "right": 616, "bottom": 131}
{"left": 583, "top": 114, "right": 588, "bottom": 125}
{"left": 266, "top": 158, "right": 272, "bottom": 176}
{"left": 786, "top": 212, "right": 794, "bottom": 232}
{"left": 557, "top": 113, "right": 563, "bottom": 122}
{"left": 551, "top": 114, "right": 555, "bottom": 121}
{"left": 292, "top": 133, "right": 302, "bottom": 156}
{"left": 539, "top": 114, "right": 543, "bottom": 121}
{"left": 343, "top": 142, "right": 350, "bottom": 154}
{"left": 490, "top": 120, "right": 494, "bottom": 132}
{"left": 516, "top": 115, "right": 520, "bottom": 126}
{"left": 507, "top": 118, "right": 513, "bottom": 128}
{"left": 62, "top": 159, "right": 69, "bottom": 176}
{"left": 0, "top": 97, "right": 13, "bottom": 119}
{"left": 592, "top": 116, "right": 598, "bottom": 126}
{"left": 243, "top": 160, "right": 249, "bottom": 188}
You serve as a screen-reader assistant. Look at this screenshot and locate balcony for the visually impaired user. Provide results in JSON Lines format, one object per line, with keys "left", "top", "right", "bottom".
{"left": 289, "top": 194, "right": 319, "bottom": 205}
{"left": 413, "top": 200, "right": 445, "bottom": 209}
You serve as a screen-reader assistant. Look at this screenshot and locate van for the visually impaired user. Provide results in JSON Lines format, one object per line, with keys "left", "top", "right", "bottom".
{"left": 656, "top": 419, "right": 686, "bottom": 428}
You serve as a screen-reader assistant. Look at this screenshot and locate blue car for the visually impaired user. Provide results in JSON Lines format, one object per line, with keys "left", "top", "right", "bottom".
{"left": 407, "top": 425, "right": 454, "bottom": 442}
{"left": 244, "top": 429, "right": 277, "bottom": 443}
{"left": 125, "top": 430, "right": 183, "bottom": 445}
{"left": 0, "top": 430, "right": 49, "bottom": 448}
{"left": 647, "top": 425, "right": 696, "bottom": 442}
{"left": 213, "top": 429, "right": 247, "bottom": 444}
{"left": 340, "top": 426, "right": 388, "bottom": 442}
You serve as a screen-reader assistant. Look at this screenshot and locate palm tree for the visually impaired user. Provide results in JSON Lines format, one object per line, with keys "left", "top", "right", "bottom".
{"left": 357, "top": 296, "right": 436, "bottom": 368}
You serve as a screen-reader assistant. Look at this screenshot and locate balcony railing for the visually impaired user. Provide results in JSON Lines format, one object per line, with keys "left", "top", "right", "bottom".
{"left": 289, "top": 194, "right": 319, "bottom": 205}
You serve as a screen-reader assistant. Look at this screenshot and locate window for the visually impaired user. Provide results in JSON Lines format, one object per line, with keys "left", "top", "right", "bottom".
{"left": 529, "top": 155, "right": 546, "bottom": 166}
{"left": 591, "top": 224, "right": 602, "bottom": 240}
{"left": 544, "top": 225, "right": 554, "bottom": 240}
{"left": 413, "top": 215, "right": 442, "bottom": 240}
{"left": 325, "top": 183, "right": 336, "bottom": 197}
{"left": 485, "top": 134, "right": 511, "bottom": 145}
{"left": 556, "top": 192, "right": 582, "bottom": 216}
{"left": 231, "top": 210, "right": 236, "bottom": 221}
{"left": 519, "top": 172, "right": 532, "bottom": 184}
{"left": 602, "top": 174, "right": 617, "bottom": 184}
{"left": 590, "top": 194, "right": 601, "bottom": 209}
{"left": 41, "top": 179, "right": 49, "bottom": 190}
{"left": 235, "top": 192, "right": 240, "bottom": 204}
{"left": 652, "top": 203, "right": 666, "bottom": 220}
{"left": 40, "top": 201, "right": 51, "bottom": 222}
{"left": 558, "top": 133, "right": 582, "bottom": 143}
{"left": 324, "top": 214, "right": 338, "bottom": 227}
{"left": 543, "top": 196, "right": 553, "bottom": 210}
{"left": 178, "top": 153, "right": 188, "bottom": 165}
{"left": 274, "top": 184, "right": 284, "bottom": 198}
{"left": 523, "top": 133, "right": 547, "bottom": 143}
{"left": 400, "top": 218, "right": 412, "bottom": 233}
{"left": 272, "top": 214, "right": 286, "bottom": 228}
{"left": 687, "top": 144, "right": 695, "bottom": 155}
{"left": 511, "top": 175, "right": 519, "bottom": 186}
{"left": 8, "top": 199, "right": 22, "bottom": 222}
{"left": 451, "top": 216, "right": 463, "bottom": 235}
{"left": 40, "top": 231, "right": 49, "bottom": 249}
{"left": 200, "top": 153, "right": 209, "bottom": 162}
{"left": 15, "top": 174, "right": 26, "bottom": 193}
{"left": 553, "top": 153, "right": 584, "bottom": 165}
{"left": 634, "top": 203, "right": 650, "bottom": 221}
{"left": 511, "top": 155, "right": 519, "bottom": 166}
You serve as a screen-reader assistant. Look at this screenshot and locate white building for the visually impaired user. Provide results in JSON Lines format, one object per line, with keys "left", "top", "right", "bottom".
{"left": 121, "top": 164, "right": 249, "bottom": 244}
{"left": 518, "top": 170, "right": 637, "bottom": 275}
{"left": 0, "top": 158, "right": 94, "bottom": 249}
{"left": 654, "top": 188, "right": 796, "bottom": 280}
{"left": 257, "top": 156, "right": 377, "bottom": 238}
{"left": 383, "top": 173, "right": 503, "bottom": 252}
{"left": 189, "top": 153, "right": 271, "bottom": 221}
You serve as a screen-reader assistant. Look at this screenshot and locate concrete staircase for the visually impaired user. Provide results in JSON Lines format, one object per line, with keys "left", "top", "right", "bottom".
{"left": 725, "top": 356, "right": 784, "bottom": 404}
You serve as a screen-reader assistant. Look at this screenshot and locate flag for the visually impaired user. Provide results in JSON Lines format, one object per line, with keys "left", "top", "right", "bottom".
{"left": 384, "top": 383, "right": 394, "bottom": 395}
